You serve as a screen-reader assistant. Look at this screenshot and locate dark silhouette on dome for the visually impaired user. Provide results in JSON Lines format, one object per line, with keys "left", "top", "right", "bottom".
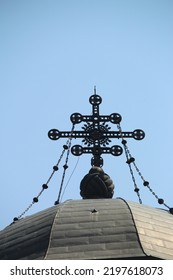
{"left": 80, "top": 166, "right": 114, "bottom": 199}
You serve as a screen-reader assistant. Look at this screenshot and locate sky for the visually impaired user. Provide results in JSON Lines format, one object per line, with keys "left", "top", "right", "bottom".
{"left": 0, "top": 0, "right": 173, "bottom": 229}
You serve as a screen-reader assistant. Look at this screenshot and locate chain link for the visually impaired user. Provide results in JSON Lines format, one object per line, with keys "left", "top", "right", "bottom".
{"left": 13, "top": 124, "right": 75, "bottom": 223}
{"left": 117, "top": 123, "right": 173, "bottom": 213}
{"left": 132, "top": 160, "right": 170, "bottom": 209}
{"left": 117, "top": 124, "right": 142, "bottom": 204}
{"left": 54, "top": 125, "right": 75, "bottom": 205}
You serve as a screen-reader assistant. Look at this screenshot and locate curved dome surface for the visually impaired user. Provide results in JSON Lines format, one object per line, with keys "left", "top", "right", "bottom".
{"left": 0, "top": 198, "right": 173, "bottom": 260}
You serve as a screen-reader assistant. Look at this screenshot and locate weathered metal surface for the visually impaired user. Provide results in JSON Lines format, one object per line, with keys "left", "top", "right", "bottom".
{"left": 0, "top": 198, "right": 173, "bottom": 260}
{"left": 128, "top": 201, "right": 173, "bottom": 260}
{"left": 44, "top": 199, "right": 144, "bottom": 259}
{"left": 0, "top": 206, "right": 57, "bottom": 260}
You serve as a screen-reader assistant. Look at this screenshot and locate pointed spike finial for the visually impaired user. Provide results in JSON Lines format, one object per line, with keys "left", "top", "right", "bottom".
{"left": 94, "top": 85, "right": 96, "bottom": 95}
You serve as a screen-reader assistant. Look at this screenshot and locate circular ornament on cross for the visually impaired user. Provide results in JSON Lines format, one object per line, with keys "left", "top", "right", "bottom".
{"left": 89, "top": 94, "right": 102, "bottom": 105}
{"left": 48, "top": 129, "right": 60, "bottom": 140}
{"left": 70, "top": 113, "right": 83, "bottom": 124}
{"left": 111, "top": 145, "right": 123, "bottom": 156}
{"left": 71, "top": 145, "right": 83, "bottom": 156}
{"left": 110, "top": 113, "right": 122, "bottom": 124}
{"left": 133, "top": 129, "right": 145, "bottom": 140}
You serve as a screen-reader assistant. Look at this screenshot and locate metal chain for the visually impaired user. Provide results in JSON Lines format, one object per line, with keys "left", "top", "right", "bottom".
{"left": 60, "top": 157, "right": 80, "bottom": 203}
{"left": 123, "top": 142, "right": 142, "bottom": 204}
{"left": 132, "top": 159, "right": 170, "bottom": 209}
{"left": 117, "top": 123, "right": 173, "bottom": 214}
{"left": 13, "top": 124, "right": 75, "bottom": 223}
{"left": 54, "top": 125, "right": 75, "bottom": 205}
{"left": 117, "top": 124, "right": 142, "bottom": 204}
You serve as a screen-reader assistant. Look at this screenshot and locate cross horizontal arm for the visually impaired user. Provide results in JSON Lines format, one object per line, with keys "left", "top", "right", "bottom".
{"left": 70, "top": 113, "right": 122, "bottom": 124}
{"left": 48, "top": 129, "right": 145, "bottom": 141}
{"left": 71, "top": 145, "right": 123, "bottom": 156}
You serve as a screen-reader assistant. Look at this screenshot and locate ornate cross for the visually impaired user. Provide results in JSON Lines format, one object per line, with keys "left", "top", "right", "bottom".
{"left": 48, "top": 89, "right": 145, "bottom": 167}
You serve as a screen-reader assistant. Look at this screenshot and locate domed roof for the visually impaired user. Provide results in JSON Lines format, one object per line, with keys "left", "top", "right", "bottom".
{"left": 1, "top": 91, "right": 172, "bottom": 260}
{"left": 1, "top": 198, "right": 173, "bottom": 260}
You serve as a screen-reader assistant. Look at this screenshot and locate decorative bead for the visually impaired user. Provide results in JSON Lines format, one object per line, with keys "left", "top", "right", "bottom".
{"left": 134, "top": 188, "right": 140, "bottom": 192}
{"left": 42, "top": 184, "right": 48, "bottom": 189}
{"left": 158, "top": 198, "right": 164, "bottom": 204}
{"left": 143, "top": 181, "right": 149, "bottom": 186}
{"left": 169, "top": 208, "right": 173, "bottom": 215}
{"left": 13, "top": 217, "right": 18, "bottom": 222}
{"left": 122, "top": 140, "right": 127, "bottom": 145}
{"left": 53, "top": 166, "right": 59, "bottom": 171}
{"left": 63, "top": 145, "right": 68, "bottom": 150}
{"left": 33, "top": 197, "right": 38, "bottom": 203}
{"left": 126, "top": 157, "right": 135, "bottom": 164}
{"left": 63, "top": 164, "right": 68, "bottom": 170}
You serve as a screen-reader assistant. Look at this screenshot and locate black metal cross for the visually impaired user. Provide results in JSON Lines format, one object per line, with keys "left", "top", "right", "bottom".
{"left": 48, "top": 89, "right": 145, "bottom": 167}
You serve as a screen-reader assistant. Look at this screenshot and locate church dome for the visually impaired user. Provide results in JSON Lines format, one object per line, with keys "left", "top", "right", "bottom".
{"left": 1, "top": 90, "right": 173, "bottom": 260}
{"left": 1, "top": 198, "right": 173, "bottom": 260}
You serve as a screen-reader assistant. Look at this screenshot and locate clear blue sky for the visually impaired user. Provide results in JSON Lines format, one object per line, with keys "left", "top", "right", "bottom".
{"left": 1, "top": 0, "right": 173, "bottom": 229}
